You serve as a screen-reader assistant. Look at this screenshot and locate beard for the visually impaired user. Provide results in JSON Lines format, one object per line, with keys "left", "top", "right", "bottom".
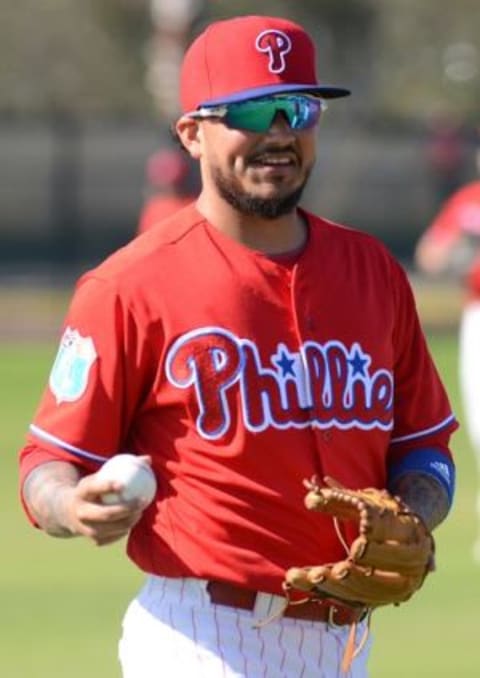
{"left": 212, "top": 165, "right": 311, "bottom": 219}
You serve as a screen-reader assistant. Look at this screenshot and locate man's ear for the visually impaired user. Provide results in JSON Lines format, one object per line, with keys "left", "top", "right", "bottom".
{"left": 175, "top": 116, "right": 202, "bottom": 160}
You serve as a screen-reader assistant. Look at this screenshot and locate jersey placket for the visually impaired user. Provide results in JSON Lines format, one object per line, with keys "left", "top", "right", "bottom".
{"left": 288, "top": 260, "right": 327, "bottom": 481}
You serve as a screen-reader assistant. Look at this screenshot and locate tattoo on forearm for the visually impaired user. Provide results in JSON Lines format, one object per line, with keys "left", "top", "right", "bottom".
{"left": 23, "top": 462, "right": 81, "bottom": 538}
{"left": 390, "top": 472, "right": 450, "bottom": 531}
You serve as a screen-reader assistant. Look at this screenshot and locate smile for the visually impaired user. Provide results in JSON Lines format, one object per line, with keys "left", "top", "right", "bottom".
{"left": 250, "top": 153, "right": 298, "bottom": 168}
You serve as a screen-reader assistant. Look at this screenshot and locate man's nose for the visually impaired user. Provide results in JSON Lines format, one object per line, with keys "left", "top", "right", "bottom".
{"left": 266, "top": 111, "right": 295, "bottom": 137}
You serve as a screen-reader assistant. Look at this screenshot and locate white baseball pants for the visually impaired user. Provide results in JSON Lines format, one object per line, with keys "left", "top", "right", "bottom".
{"left": 118, "top": 576, "right": 371, "bottom": 678}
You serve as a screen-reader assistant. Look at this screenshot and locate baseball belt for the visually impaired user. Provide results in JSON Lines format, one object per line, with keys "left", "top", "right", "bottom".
{"left": 206, "top": 580, "right": 367, "bottom": 626}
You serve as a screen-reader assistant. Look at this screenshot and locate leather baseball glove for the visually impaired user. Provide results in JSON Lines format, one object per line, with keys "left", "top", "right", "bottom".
{"left": 284, "top": 476, "right": 435, "bottom": 609}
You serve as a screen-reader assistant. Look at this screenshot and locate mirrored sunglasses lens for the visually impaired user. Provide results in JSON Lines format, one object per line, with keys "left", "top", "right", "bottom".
{"left": 224, "top": 97, "right": 323, "bottom": 132}
{"left": 287, "top": 98, "right": 322, "bottom": 129}
{"left": 225, "top": 102, "right": 273, "bottom": 132}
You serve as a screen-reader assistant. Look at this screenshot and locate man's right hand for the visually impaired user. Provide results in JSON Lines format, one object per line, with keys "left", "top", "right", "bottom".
{"left": 22, "top": 460, "right": 145, "bottom": 545}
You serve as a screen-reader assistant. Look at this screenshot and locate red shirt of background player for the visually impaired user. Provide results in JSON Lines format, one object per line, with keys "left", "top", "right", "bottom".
{"left": 138, "top": 195, "right": 193, "bottom": 235}
{"left": 423, "top": 181, "right": 480, "bottom": 299}
{"left": 137, "top": 149, "right": 195, "bottom": 235}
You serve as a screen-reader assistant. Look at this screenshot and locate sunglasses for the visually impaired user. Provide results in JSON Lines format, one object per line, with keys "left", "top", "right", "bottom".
{"left": 188, "top": 95, "right": 327, "bottom": 133}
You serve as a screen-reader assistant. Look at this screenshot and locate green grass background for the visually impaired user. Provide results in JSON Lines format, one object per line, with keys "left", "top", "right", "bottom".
{"left": 2, "top": 333, "right": 479, "bottom": 677}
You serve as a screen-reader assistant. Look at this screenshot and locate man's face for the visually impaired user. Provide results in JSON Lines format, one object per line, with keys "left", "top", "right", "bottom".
{"left": 196, "top": 110, "right": 317, "bottom": 218}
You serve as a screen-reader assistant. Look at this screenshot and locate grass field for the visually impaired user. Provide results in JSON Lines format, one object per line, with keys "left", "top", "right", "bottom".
{"left": 2, "top": 334, "right": 479, "bottom": 677}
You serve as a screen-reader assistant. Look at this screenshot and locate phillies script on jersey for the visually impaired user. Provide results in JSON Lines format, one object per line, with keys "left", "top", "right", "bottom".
{"left": 165, "top": 327, "right": 393, "bottom": 438}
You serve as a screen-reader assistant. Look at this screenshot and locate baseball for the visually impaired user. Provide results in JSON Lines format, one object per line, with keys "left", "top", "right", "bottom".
{"left": 96, "top": 454, "right": 157, "bottom": 507}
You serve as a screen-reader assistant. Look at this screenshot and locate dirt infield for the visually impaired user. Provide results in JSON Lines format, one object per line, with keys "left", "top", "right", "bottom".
{"left": 0, "top": 274, "right": 463, "bottom": 342}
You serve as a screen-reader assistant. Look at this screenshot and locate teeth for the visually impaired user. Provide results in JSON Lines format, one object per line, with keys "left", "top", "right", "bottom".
{"left": 256, "top": 156, "right": 292, "bottom": 165}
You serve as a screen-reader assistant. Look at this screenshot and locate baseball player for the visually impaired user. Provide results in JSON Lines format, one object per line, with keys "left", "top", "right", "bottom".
{"left": 415, "top": 179, "right": 480, "bottom": 560}
{"left": 19, "top": 15, "right": 457, "bottom": 678}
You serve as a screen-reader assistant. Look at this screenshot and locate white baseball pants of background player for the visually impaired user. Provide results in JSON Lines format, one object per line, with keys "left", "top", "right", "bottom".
{"left": 119, "top": 575, "right": 372, "bottom": 677}
{"left": 459, "top": 301, "right": 480, "bottom": 562}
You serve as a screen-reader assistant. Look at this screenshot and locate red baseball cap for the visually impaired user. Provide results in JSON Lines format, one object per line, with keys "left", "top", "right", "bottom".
{"left": 180, "top": 15, "right": 350, "bottom": 112}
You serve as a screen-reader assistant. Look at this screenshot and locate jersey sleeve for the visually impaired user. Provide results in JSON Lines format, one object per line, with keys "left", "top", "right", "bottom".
{"left": 389, "top": 260, "right": 458, "bottom": 448}
{"left": 21, "top": 274, "right": 155, "bottom": 476}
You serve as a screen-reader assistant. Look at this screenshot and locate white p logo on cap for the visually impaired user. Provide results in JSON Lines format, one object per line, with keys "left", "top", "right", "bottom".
{"left": 255, "top": 29, "right": 292, "bottom": 74}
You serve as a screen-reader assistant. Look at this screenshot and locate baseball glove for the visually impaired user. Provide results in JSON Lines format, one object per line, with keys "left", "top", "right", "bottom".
{"left": 284, "top": 476, "right": 435, "bottom": 609}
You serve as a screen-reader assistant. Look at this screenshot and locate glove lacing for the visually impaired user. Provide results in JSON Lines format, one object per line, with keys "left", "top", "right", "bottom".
{"left": 332, "top": 509, "right": 373, "bottom": 672}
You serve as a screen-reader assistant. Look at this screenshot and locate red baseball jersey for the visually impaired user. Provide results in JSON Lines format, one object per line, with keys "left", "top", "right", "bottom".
{"left": 20, "top": 205, "right": 457, "bottom": 594}
{"left": 425, "top": 180, "right": 480, "bottom": 299}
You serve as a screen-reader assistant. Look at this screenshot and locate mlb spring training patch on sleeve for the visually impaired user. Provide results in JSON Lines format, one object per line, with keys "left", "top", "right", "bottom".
{"left": 48, "top": 327, "right": 97, "bottom": 404}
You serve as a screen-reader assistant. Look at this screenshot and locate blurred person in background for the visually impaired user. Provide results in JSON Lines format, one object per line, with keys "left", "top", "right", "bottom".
{"left": 19, "top": 14, "right": 457, "bottom": 678}
{"left": 415, "top": 176, "right": 480, "bottom": 561}
{"left": 137, "top": 147, "right": 198, "bottom": 235}
{"left": 425, "top": 114, "right": 467, "bottom": 206}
